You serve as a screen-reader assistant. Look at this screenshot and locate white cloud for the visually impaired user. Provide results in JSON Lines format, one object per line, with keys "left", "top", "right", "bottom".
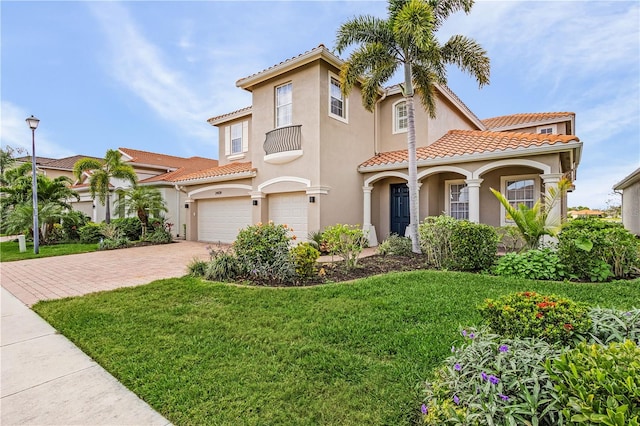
{"left": 0, "top": 101, "right": 74, "bottom": 158}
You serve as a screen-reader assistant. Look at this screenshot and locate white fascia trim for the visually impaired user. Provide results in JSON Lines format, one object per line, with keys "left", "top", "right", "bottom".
{"left": 188, "top": 183, "right": 253, "bottom": 199}
{"left": 236, "top": 47, "right": 343, "bottom": 91}
{"left": 208, "top": 108, "right": 253, "bottom": 126}
{"left": 177, "top": 170, "right": 257, "bottom": 186}
{"left": 489, "top": 116, "right": 575, "bottom": 132}
{"left": 118, "top": 149, "right": 134, "bottom": 161}
{"left": 358, "top": 141, "right": 583, "bottom": 173}
{"left": 614, "top": 167, "right": 640, "bottom": 190}
{"left": 257, "top": 176, "right": 311, "bottom": 192}
{"left": 128, "top": 162, "right": 179, "bottom": 172}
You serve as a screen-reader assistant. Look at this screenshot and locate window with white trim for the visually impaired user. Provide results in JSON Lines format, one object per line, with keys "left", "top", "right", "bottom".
{"left": 276, "top": 82, "right": 292, "bottom": 128}
{"left": 393, "top": 100, "right": 408, "bottom": 133}
{"left": 446, "top": 180, "right": 469, "bottom": 220}
{"left": 230, "top": 123, "right": 243, "bottom": 154}
{"left": 500, "top": 175, "right": 540, "bottom": 224}
{"left": 537, "top": 124, "right": 557, "bottom": 134}
{"left": 329, "top": 74, "right": 347, "bottom": 121}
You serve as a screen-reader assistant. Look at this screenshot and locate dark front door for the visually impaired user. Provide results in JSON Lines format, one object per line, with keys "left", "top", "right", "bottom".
{"left": 390, "top": 183, "right": 410, "bottom": 236}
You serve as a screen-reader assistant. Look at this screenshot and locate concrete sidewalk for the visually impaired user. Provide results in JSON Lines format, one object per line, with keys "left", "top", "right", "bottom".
{"left": 1, "top": 287, "right": 171, "bottom": 425}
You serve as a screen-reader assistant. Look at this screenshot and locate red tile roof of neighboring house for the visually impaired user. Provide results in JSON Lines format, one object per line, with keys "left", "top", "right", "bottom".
{"left": 119, "top": 147, "right": 208, "bottom": 169}
{"left": 482, "top": 112, "right": 574, "bottom": 130}
{"left": 569, "top": 209, "right": 604, "bottom": 216}
{"left": 17, "top": 155, "right": 102, "bottom": 170}
{"left": 359, "top": 129, "right": 580, "bottom": 168}
{"left": 175, "top": 162, "right": 255, "bottom": 182}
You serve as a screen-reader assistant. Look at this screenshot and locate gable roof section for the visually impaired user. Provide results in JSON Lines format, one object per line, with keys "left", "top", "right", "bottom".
{"left": 16, "top": 155, "right": 102, "bottom": 171}
{"left": 119, "top": 147, "right": 205, "bottom": 170}
{"left": 613, "top": 167, "right": 640, "bottom": 190}
{"left": 207, "top": 106, "right": 252, "bottom": 126}
{"left": 482, "top": 112, "right": 574, "bottom": 131}
{"left": 236, "top": 44, "right": 342, "bottom": 92}
{"left": 174, "top": 162, "right": 256, "bottom": 184}
{"left": 359, "top": 129, "right": 581, "bottom": 171}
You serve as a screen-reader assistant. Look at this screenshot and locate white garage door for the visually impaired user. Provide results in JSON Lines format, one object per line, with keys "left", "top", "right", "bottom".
{"left": 198, "top": 198, "right": 251, "bottom": 243}
{"left": 268, "top": 193, "right": 308, "bottom": 242}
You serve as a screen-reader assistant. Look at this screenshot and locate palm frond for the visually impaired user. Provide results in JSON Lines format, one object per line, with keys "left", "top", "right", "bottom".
{"left": 429, "top": 0, "right": 474, "bottom": 29}
{"left": 441, "top": 34, "right": 490, "bottom": 88}
{"left": 392, "top": 0, "right": 435, "bottom": 52}
{"left": 335, "top": 16, "right": 391, "bottom": 54}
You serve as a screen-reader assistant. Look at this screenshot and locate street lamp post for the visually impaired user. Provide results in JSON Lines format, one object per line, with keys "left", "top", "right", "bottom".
{"left": 26, "top": 115, "right": 40, "bottom": 254}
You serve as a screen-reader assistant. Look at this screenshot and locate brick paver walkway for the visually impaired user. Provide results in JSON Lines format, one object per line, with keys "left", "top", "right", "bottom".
{"left": 0, "top": 240, "right": 210, "bottom": 306}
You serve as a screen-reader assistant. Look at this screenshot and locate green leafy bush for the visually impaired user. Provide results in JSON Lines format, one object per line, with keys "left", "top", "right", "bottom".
{"left": 377, "top": 234, "right": 413, "bottom": 256}
{"left": 291, "top": 242, "right": 319, "bottom": 281}
{"left": 558, "top": 219, "right": 639, "bottom": 281}
{"left": 61, "top": 210, "right": 89, "bottom": 241}
{"left": 187, "top": 258, "right": 208, "bottom": 277}
{"left": 421, "top": 328, "right": 563, "bottom": 425}
{"left": 419, "top": 216, "right": 497, "bottom": 271}
{"left": 585, "top": 308, "right": 640, "bottom": 345}
{"left": 547, "top": 340, "right": 640, "bottom": 425}
{"left": 496, "top": 226, "right": 525, "bottom": 253}
{"left": 234, "top": 222, "right": 295, "bottom": 284}
{"left": 98, "top": 237, "right": 131, "bottom": 250}
{"left": 479, "top": 292, "right": 592, "bottom": 345}
{"left": 142, "top": 228, "right": 173, "bottom": 244}
{"left": 323, "top": 224, "right": 367, "bottom": 270}
{"left": 78, "top": 222, "right": 104, "bottom": 243}
{"left": 47, "top": 223, "right": 65, "bottom": 243}
{"left": 111, "top": 217, "right": 142, "bottom": 241}
{"left": 494, "top": 248, "right": 572, "bottom": 281}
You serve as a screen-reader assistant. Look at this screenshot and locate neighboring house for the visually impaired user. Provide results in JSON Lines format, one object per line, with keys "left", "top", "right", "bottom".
{"left": 613, "top": 167, "right": 640, "bottom": 235}
{"left": 568, "top": 209, "right": 605, "bottom": 219}
{"left": 15, "top": 155, "right": 102, "bottom": 180}
{"left": 172, "top": 44, "right": 582, "bottom": 245}
{"left": 71, "top": 148, "right": 218, "bottom": 236}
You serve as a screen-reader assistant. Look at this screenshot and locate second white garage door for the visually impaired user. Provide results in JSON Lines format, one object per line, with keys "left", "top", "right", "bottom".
{"left": 268, "top": 193, "right": 308, "bottom": 242}
{"left": 197, "top": 198, "right": 251, "bottom": 243}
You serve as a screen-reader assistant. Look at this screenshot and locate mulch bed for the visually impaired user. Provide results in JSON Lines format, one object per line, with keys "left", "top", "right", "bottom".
{"left": 315, "top": 254, "right": 430, "bottom": 283}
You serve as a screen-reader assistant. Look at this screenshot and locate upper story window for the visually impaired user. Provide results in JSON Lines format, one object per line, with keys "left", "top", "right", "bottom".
{"left": 447, "top": 181, "right": 469, "bottom": 220}
{"left": 230, "top": 123, "right": 243, "bottom": 154}
{"left": 537, "top": 124, "right": 557, "bottom": 134}
{"left": 224, "top": 121, "right": 249, "bottom": 159}
{"left": 329, "top": 74, "right": 347, "bottom": 122}
{"left": 393, "top": 100, "right": 408, "bottom": 134}
{"left": 276, "top": 82, "right": 292, "bottom": 128}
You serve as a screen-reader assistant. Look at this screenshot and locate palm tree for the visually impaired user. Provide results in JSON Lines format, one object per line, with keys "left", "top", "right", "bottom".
{"left": 490, "top": 178, "right": 572, "bottom": 250}
{"left": 115, "top": 186, "right": 167, "bottom": 235}
{"left": 73, "top": 149, "right": 137, "bottom": 224}
{"left": 336, "top": 0, "right": 490, "bottom": 253}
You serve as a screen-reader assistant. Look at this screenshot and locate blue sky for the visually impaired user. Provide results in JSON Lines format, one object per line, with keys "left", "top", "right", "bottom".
{"left": 2, "top": 1, "right": 638, "bottom": 209}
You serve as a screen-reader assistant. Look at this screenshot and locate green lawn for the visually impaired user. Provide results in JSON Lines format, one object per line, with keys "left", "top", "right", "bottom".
{"left": 0, "top": 240, "right": 98, "bottom": 262}
{"left": 34, "top": 272, "right": 640, "bottom": 425}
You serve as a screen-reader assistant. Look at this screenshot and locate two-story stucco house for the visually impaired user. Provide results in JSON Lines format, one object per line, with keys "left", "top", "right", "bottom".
{"left": 173, "top": 44, "right": 582, "bottom": 245}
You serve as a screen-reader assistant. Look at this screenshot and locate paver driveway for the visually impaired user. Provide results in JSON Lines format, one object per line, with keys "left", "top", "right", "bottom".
{"left": 0, "top": 240, "right": 211, "bottom": 306}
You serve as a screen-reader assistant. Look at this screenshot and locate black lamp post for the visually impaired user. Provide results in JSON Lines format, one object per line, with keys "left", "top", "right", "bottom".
{"left": 26, "top": 115, "right": 40, "bottom": 254}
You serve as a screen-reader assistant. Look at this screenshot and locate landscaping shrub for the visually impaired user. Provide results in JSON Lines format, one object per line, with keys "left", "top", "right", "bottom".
{"left": 291, "top": 242, "right": 320, "bottom": 280}
{"left": 98, "top": 237, "right": 130, "bottom": 250}
{"left": 78, "top": 222, "right": 104, "bottom": 243}
{"left": 61, "top": 210, "right": 89, "bottom": 241}
{"left": 111, "top": 217, "right": 142, "bottom": 241}
{"left": 421, "top": 328, "right": 563, "bottom": 425}
{"left": 205, "top": 252, "right": 242, "bottom": 282}
{"left": 585, "top": 308, "right": 640, "bottom": 345}
{"left": 479, "top": 292, "right": 591, "bottom": 345}
{"left": 493, "top": 248, "right": 572, "bottom": 281}
{"left": 547, "top": 340, "right": 640, "bottom": 425}
{"left": 323, "top": 223, "right": 367, "bottom": 270}
{"left": 234, "top": 222, "right": 295, "bottom": 284}
{"left": 419, "top": 216, "right": 497, "bottom": 271}
{"left": 142, "top": 228, "right": 173, "bottom": 244}
{"left": 377, "top": 234, "right": 413, "bottom": 256}
{"left": 495, "top": 226, "right": 525, "bottom": 253}
{"left": 307, "top": 230, "right": 329, "bottom": 254}
{"left": 187, "top": 258, "right": 208, "bottom": 277}
{"left": 558, "top": 219, "right": 639, "bottom": 281}
{"left": 47, "top": 223, "right": 65, "bottom": 243}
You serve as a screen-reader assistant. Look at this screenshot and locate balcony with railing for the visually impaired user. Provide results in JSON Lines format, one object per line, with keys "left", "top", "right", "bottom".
{"left": 263, "top": 125, "right": 303, "bottom": 164}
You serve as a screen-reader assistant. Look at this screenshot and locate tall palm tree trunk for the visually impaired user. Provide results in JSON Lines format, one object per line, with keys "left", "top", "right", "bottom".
{"left": 404, "top": 63, "right": 421, "bottom": 253}
{"left": 105, "top": 192, "right": 111, "bottom": 224}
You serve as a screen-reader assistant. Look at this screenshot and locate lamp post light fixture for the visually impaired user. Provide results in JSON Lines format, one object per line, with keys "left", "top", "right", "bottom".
{"left": 26, "top": 115, "right": 40, "bottom": 254}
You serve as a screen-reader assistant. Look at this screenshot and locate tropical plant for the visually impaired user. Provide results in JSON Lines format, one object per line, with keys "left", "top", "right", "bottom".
{"left": 114, "top": 186, "right": 167, "bottom": 235}
{"left": 490, "top": 178, "right": 571, "bottom": 250}
{"left": 336, "top": 0, "right": 490, "bottom": 253}
{"left": 323, "top": 223, "right": 367, "bottom": 270}
{"left": 73, "top": 149, "right": 137, "bottom": 224}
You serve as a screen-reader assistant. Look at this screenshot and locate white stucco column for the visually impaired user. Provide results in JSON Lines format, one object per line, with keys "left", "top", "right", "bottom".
{"left": 362, "top": 186, "right": 378, "bottom": 246}
{"left": 465, "top": 178, "right": 483, "bottom": 223}
{"left": 541, "top": 173, "right": 564, "bottom": 228}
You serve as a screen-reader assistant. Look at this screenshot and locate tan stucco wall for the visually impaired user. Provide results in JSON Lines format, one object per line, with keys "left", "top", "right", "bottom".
{"left": 41, "top": 169, "right": 75, "bottom": 180}
{"left": 621, "top": 181, "right": 640, "bottom": 235}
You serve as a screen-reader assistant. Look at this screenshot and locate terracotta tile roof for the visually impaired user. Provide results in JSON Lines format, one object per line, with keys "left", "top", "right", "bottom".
{"left": 482, "top": 112, "right": 574, "bottom": 130}
{"left": 207, "top": 106, "right": 252, "bottom": 125}
{"left": 359, "top": 130, "right": 580, "bottom": 168}
{"left": 139, "top": 156, "right": 220, "bottom": 183}
{"left": 118, "top": 147, "right": 209, "bottom": 169}
{"left": 175, "top": 162, "right": 255, "bottom": 183}
{"left": 16, "top": 155, "right": 101, "bottom": 170}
